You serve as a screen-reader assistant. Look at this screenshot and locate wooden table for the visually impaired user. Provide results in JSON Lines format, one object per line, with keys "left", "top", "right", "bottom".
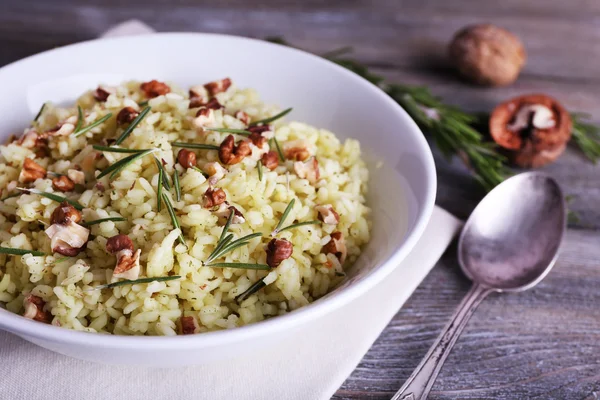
{"left": 1, "top": 1, "right": 599, "bottom": 398}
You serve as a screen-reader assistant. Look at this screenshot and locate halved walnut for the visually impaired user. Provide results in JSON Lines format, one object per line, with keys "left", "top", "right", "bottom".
{"left": 322, "top": 232, "right": 347, "bottom": 264}
{"left": 204, "top": 77, "right": 231, "bottom": 96}
{"left": 93, "top": 85, "right": 116, "bottom": 102}
{"left": 315, "top": 205, "right": 340, "bottom": 225}
{"left": 203, "top": 188, "right": 227, "bottom": 208}
{"left": 213, "top": 202, "right": 245, "bottom": 225}
{"left": 180, "top": 316, "right": 200, "bottom": 335}
{"left": 140, "top": 80, "right": 170, "bottom": 98}
{"left": 261, "top": 151, "right": 279, "bottom": 171}
{"left": 293, "top": 157, "right": 320, "bottom": 183}
{"left": 52, "top": 175, "right": 75, "bottom": 192}
{"left": 106, "top": 234, "right": 141, "bottom": 280}
{"left": 19, "top": 158, "right": 46, "bottom": 183}
{"left": 218, "top": 135, "right": 251, "bottom": 165}
{"left": 284, "top": 139, "right": 311, "bottom": 161}
{"left": 266, "top": 238, "right": 293, "bottom": 268}
{"left": 203, "top": 162, "right": 228, "bottom": 185}
{"left": 23, "top": 294, "right": 52, "bottom": 323}
{"left": 45, "top": 202, "right": 89, "bottom": 257}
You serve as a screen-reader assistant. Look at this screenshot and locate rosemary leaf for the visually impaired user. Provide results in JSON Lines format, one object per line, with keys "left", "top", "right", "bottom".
{"left": 97, "top": 149, "right": 155, "bottom": 179}
{"left": 154, "top": 157, "right": 171, "bottom": 190}
{"left": 92, "top": 275, "right": 181, "bottom": 290}
{"left": 219, "top": 212, "right": 235, "bottom": 243}
{"left": 171, "top": 142, "right": 220, "bottom": 151}
{"left": 207, "top": 234, "right": 234, "bottom": 263}
{"left": 257, "top": 160, "right": 263, "bottom": 181}
{"left": 208, "top": 233, "right": 262, "bottom": 263}
{"left": 250, "top": 108, "right": 292, "bottom": 126}
{"left": 162, "top": 192, "right": 185, "bottom": 245}
{"left": 18, "top": 188, "right": 83, "bottom": 210}
{"left": 114, "top": 106, "right": 151, "bottom": 145}
{"left": 74, "top": 105, "right": 84, "bottom": 132}
{"left": 173, "top": 169, "right": 181, "bottom": 201}
{"left": 33, "top": 102, "right": 47, "bottom": 122}
{"left": 277, "top": 220, "right": 321, "bottom": 233}
{"left": 73, "top": 113, "right": 113, "bottom": 138}
{"left": 235, "top": 279, "right": 267, "bottom": 303}
{"left": 157, "top": 162, "right": 163, "bottom": 211}
{"left": 205, "top": 127, "right": 252, "bottom": 135}
{"left": 271, "top": 137, "right": 285, "bottom": 162}
{"left": 0, "top": 247, "right": 45, "bottom": 256}
{"left": 93, "top": 145, "right": 151, "bottom": 154}
{"left": 204, "top": 262, "right": 270, "bottom": 270}
{"left": 138, "top": 100, "right": 149, "bottom": 107}
{"left": 274, "top": 199, "right": 295, "bottom": 233}
{"left": 52, "top": 256, "right": 71, "bottom": 264}
{"left": 570, "top": 112, "right": 600, "bottom": 164}
{"left": 83, "top": 217, "right": 126, "bottom": 226}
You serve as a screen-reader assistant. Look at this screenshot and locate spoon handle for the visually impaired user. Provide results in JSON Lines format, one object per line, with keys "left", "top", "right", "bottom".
{"left": 391, "top": 284, "right": 492, "bottom": 400}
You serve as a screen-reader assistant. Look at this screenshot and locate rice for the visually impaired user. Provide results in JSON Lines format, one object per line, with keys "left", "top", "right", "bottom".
{"left": 0, "top": 78, "right": 371, "bottom": 335}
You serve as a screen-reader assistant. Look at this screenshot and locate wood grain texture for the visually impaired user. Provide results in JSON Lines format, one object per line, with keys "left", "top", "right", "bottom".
{"left": 0, "top": 1, "right": 599, "bottom": 398}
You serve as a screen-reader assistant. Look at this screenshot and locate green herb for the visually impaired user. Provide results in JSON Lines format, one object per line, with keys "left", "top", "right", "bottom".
{"left": 52, "top": 256, "right": 71, "bottom": 264}
{"left": 157, "top": 164, "right": 163, "bottom": 211}
{"left": 277, "top": 220, "right": 321, "bottom": 233}
{"left": 273, "top": 199, "right": 295, "bottom": 234}
{"left": 138, "top": 100, "right": 149, "bottom": 107}
{"left": 83, "top": 217, "right": 127, "bottom": 226}
{"left": 154, "top": 157, "right": 171, "bottom": 190}
{"left": 92, "top": 275, "right": 181, "bottom": 290}
{"left": 74, "top": 106, "right": 84, "bottom": 132}
{"left": 162, "top": 192, "right": 185, "bottom": 245}
{"left": 235, "top": 279, "right": 267, "bottom": 303}
{"left": 97, "top": 149, "right": 155, "bottom": 179}
{"left": 571, "top": 113, "right": 600, "bottom": 163}
{"left": 73, "top": 113, "right": 113, "bottom": 138}
{"left": 0, "top": 247, "right": 45, "bottom": 256}
{"left": 257, "top": 160, "right": 263, "bottom": 181}
{"left": 1, "top": 192, "right": 21, "bottom": 201}
{"left": 114, "top": 106, "right": 151, "bottom": 145}
{"left": 270, "top": 137, "right": 285, "bottom": 162}
{"left": 18, "top": 188, "right": 83, "bottom": 210}
{"left": 173, "top": 170, "right": 181, "bottom": 201}
{"left": 93, "top": 145, "right": 151, "bottom": 154}
{"left": 33, "top": 102, "right": 47, "bottom": 122}
{"left": 205, "top": 128, "right": 252, "bottom": 135}
{"left": 219, "top": 212, "right": 235, "bottom": 243}
{"left": 205, "top": 233, "right": 263, "bottom": 264}
{"left": 250, "top": 108, "right": 292, "bottom": 126}
{"left": 171, "top": 142, "right": 220, "bottom": 150}
{"left": 204, "top": 262, "right": 270, "bottom": 270}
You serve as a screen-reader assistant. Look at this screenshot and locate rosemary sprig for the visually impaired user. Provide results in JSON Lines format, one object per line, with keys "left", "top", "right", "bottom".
{"left": 91, "top": 275, "right": 181, "bottom": 290}
{"left": 257, "top": 160, "right": 263, "bottom": 181}
{"left": 0, "top": 247, "right": 45, "bottom": 256}
{"left": 277, "top": 220, "right": 321, "bottom": 233}
{"left": 273, "top": 199, "right": 295, "bottom": 234}
{"left": 205, "top": 233, "right": 263, "bottom": 264}
{"left": 154, "top": 157, "right": 171, "bottom": 190}
{"left": 162, "top": 192, "right": 185, "bottom": 245}
{"left": 173, "top": 169, "right": 181, "bottom": 201}
{"left": 138, "top": 100, "right": 149, "bottom": 107}
{"left": 157, "top": 162, "right": 164, "bottom": 211}
{"left": 93, "top": 145, "right": 151, "bottom": 154}
{"left": 219, "top": 212, "right": 235, "bottom": 242}
{"left": 73, "top": 113, "right": 113, "bottom": 138}
{"left": 205, "top": 127, "right": 252, "bottom": 135}
{"left": 171, "top": 142, "right": 220, "bottom": 151}
{"left": 250, "top": 108, "right": 292, "bottom": 126}
{"left": 74, "top": 106, "right": 84, "bottom": 132}
{"left": 18, "top": 188, "right": 83, "bottom": 210}
{"left": 97, "top": 149, "right": 156, "bottom": 179}
{"left": 235, "top": 279, "right": 267, "bottom": 303}
{"left": 33, "top": 102, "right": 47, "bottom": 122}
{"left": 270, "top": 137, "right": 285, "bottom": 162}
{"left": 570, "top": 112, "right": 600, "bottom": 164}
{"left": 83, "top": 217, "right": 126, "bottom": 226}
{"left": 114, "top": 106, "right": 151, "bottom": 145}
{"left": 204, "top": 262, "right": 270, "bottom": 270}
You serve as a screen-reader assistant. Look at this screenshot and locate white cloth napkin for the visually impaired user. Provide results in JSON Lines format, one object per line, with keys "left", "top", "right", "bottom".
{"left": 0, "top": 21, "right": 463, "bottom": 400}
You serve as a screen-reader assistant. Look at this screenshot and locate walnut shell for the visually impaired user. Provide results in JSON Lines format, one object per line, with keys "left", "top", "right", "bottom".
{"left": 489, "top": 94, "right": 572, "bottom": 168}
{"left": 449, "top": 24, "right": 526, "bottom": 87}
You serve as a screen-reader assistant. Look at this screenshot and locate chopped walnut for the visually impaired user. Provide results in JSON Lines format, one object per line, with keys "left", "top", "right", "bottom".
{"left": 52, "top": 175, "right": 75, "bottom": 192}
{"left": 284, "top": 139, "right": 311, "bottom": 161}
{"left": 322, "top": 232, "right": 347, "bottom": 264}
{"left": 203, "top": 188, "right": 227, "bottom": 208}
{"left": 193, "top": 108, "right": 216, "bottom": 129}
{"left": 67, "top": 169, "right": 85, "bottom": 185}
{"left": 218, "top": 135, "right": 251, "bottom": 165}
{"left": 189, "top": 85, "right": 208, "bottom": 108}
{"left": 266, "top": 238, "right": 293, "bottom": 268}
{"left": 45, "top": 203, "right": 89, "bottom": 256}
{"left": 248, "top": 132, "right": 267, "bottom": 148}
{"left": 177, "top": 149, "right": 197, "bottom": 169}
{"left": 106, "top": 234, "right": 140, "bottom": 280}
{"left": 213, "top": 202, "right": 245, "bottom": 225}
{"left": 235, "top": 111, "right": 251, "bottom": 125}
{"left": 180, "top": 316, "right": 200, "bottom": 335}
{"left": 19, "top": 158, "right": 46, "bottom": 183}
{"left": 205, "top": 98, "right": 224, "bottom": 110}
{"left": 204, "top": 77, "right": 231, "bottom": 96}
{"left": 248, "top": 125, "right": 274, "bottom": 139}
{"left": 45, "top": 117, "right": 76, "bottom": 137}
{"left": 93, "top": 85, "right": 116, "bottom": 102}
{"left": 117, "top": 107, "right": 140, "bottom": 125}
{"left": 140, "top": 80, "right": 170, "bottom": 98}
{"left": 261, "top": 151, "right": 279, "bottom": 170}
{"left": 23, "top": 294, "right": 52, "bottom": 323}
{"left": 203, "top": 162, "right": 228, "bottom": 185}
{"left": 18, "top": 129, "right": 43, "bottom": 149}
{"left": 315, "top": 205, "right": 340, "bottom": 225}
{"left": 293, "top": 157, "right": 320, "bottom": 183}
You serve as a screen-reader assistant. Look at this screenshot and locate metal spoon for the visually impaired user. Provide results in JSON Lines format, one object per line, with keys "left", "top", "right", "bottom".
{"left": 392, "top": 172, "right": 566, "bottom": 400}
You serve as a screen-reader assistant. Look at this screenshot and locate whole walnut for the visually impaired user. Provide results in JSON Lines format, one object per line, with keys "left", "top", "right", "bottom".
{"left": 449, "top": 24, "right": 526, "bottom": 87}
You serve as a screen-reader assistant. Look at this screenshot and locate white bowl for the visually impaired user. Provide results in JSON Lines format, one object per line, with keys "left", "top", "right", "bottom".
{"left": 0, "top": 33, "right": 436, "bottom": 366}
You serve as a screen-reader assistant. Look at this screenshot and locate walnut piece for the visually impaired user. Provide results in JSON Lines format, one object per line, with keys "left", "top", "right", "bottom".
{"left": 322, "top": 232, "right": 347, "bottom": 264}
{"left": 248, "top": 125, "right": 274, "bottom": 139}
{"left": 235, "top": 111, "right": 251, "bottom": 125}
{"left": 266, "top": 238, "right": 293, "bottom": 268}
{"left": 94, "top": 85, "right": 116, "bottom": 102}
{"left": 248, "top": 132, "right": 267, "bottom": 148}
{"left": 189, "top": 85, "right": 208, "bottom": 108}
{"left": 203, "top": 162, "right": 228, "bottom": 185}
{"left": 293, "top": 157, "right": 320, "bottom": 183}
{"left": 203, "top": 188, "right": 227, "bottom": 208}
{"left": 18, "top": 129, "right": 44, "bottom": 149}
{"left": 449, "top": 24, "right": 526, "bottom": 87}
{"left": 52, "top": 175, "right": 75, "bottom": 192}
{"left": 218, "top": 135, "right": 252, "bottom": 165}
{"left": 284, "top": 139, "right": 311, "bottom": 161}
{"left": 315, "top": 205, "right": 340, "bottom": 225}
{"left": 140, "top": 80, "right": 171, "bottom": 98}
{"left": 19, "top": 158, "right": 46, "bottom": 183}
{"left": 177, "top": 149, "right": 197, "bottom": 169}
{"left": 261, "top": 151, "right": 279, "bottom": 171}
{"left": 106, "top": 234, "right": 140, "bottom": 280}
{"left": 193, "top": 108, "right": 216, "bottom": 129}
{"left": 106, "top": 234, "right": 134, "bottom": 254}
{"left": 117, "top": 107, "right": 140, "bottom": 125}
{"left": 205, "top": 98, "right": 224, "bottom": 110}
{"left": 204, "top": 77, "right": 231, "bottom": 96}
{"left": 50, "top": 202, "right": 82, "bottom": 225}
{"left": 213, "top": 202, "right": 245, "bottom": 225}
{"left": 180, "top": 316, "right": 200, "bottom": 335}
{"left": 23, "top": 294, "right": 52, "bottom": 323}
{"left": 45, "top": 203, "right": 89, "bottom": 256}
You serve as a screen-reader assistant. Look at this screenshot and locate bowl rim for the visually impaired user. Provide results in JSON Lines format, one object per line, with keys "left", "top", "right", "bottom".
{"left": 0, "top": 32, "right": 437, "bottom": 348}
